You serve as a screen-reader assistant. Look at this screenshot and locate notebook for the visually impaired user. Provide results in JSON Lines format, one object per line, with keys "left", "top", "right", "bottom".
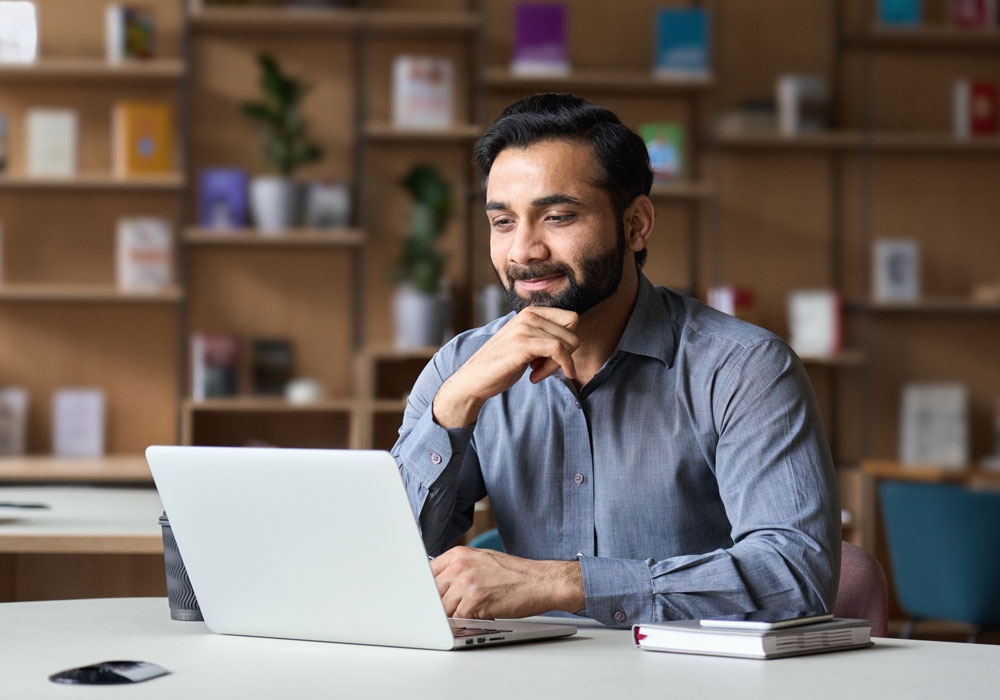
{"left": 145, "top": 446, "right": 576, "bottom": 650}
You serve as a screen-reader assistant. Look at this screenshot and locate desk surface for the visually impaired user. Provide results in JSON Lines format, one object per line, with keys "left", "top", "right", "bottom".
{"left": 0, "top": 598, "right": 997, "bottom": 698}
{"left": 0, "top": 486, "right": 163, "bottom": 553}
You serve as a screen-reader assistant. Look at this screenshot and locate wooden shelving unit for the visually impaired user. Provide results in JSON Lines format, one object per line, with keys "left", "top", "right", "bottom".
{"left": 0, "top": 58, "right": 185, "bottom": 82}
{"left": 847, "top": 25, "right": 1000, "bottom": 51}
{"left": 0, "top": 173, "right": 185, "bottom": 191}
{"left": 0, "top": 455, "right": 152, "bottom": 483}
{"left": 188, "top": 6, "right": 362, "bottom": 34}
{"left": 482, "top": 68, "right": 714, "bottom": 93}
{"left": 363, "top": 122, "right": 482, "bottom": 142}
{"left": 0, "top": 284, "right": 184, "bottom": 304}
{"left": 184, "top": 228, "right": 365, "bottom": 248}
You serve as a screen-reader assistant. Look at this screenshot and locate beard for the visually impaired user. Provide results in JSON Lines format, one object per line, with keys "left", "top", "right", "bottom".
{"left": 495, "top": 224, "right": 626, "bottom": 315}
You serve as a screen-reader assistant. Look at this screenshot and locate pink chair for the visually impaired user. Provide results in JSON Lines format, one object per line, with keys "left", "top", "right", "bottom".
{"left": 835, "top": 541, "right": 889, "bottom": 637}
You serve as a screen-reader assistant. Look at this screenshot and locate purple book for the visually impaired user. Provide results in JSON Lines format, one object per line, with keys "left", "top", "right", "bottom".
{"left": 198, "top": 168, "right": 248, "bottom": 230}
{"left": 512, "top": 3, "right": 569, "bottom": 75}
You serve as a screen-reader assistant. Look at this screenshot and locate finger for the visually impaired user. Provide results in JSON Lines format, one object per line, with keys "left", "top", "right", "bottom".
{"left": 519, "top": 311, "right": 580, "bottom": 351}
{"left": 522, "top": 306, "right": 579, "bottom": 330}
{"left": 429, "top": 547, "right": 458, "bottom": 576}
{"left": 529, "top": 358, "right": 562, "bottom": 384}
{"left": 523, "top": 337, "right": 576, "bottom": 380}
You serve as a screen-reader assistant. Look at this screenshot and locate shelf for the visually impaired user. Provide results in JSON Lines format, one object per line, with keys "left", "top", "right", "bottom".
{"left": 367, "top": 10, "right": 481, "bottom": 35}
{"left": 0, "top": 455, "right": 151, "bottom": 483}
{"left": 364, "top": 122, "right": 482, "bottom": 142}
{"left": 716, "top": 130, "right": 1000, "bottom": 154}
{"left": 853, "top": 298, "right": 1000, "bottom": 314}
{"left": 483, "top": 68, "right": 714, "bottom": 93}
{"left": 861, "top": 460, "right": 1000, "bottom": 487}
{"left": 362, "top": 345, "right": 439, "bottom": 361}
{"left": 0, "top": 173, "right": 186, "bottom": 192}
{"left": 0, "top": 284, "right": 184, "bottom": 304}
{"left": 799, "top": 350, "right": 866, "bottom": 367}
{"left": 846, "top": 26, "right": 1000, "bottom": 51}
{"left": 0, "top": 58, "right": 185, "bottom": 82}
{"left": 648, "top": 181, "right": 715, "bottom": 201}
{"left": 189, "top": 6, "right": 362, "bottom": 34}
{"left": 184, "top": 227, "right": 365, "bottom": 248}
{"left": 183, "top": 397, "right": 355, "bottom": 413}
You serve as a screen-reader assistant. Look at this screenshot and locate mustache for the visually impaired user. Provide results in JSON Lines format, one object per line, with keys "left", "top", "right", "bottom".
{"left": 505, "top": 262, "right": 573, "bottom": 282}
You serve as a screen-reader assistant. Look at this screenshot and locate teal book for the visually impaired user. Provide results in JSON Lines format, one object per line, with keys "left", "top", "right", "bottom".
{"left": 653, "top": 7, "right": 709, "bottom": 76}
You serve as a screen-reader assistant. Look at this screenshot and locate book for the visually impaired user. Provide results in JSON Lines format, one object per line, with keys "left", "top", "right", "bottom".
{"left": 191, "top": 333, "right": 239, "bottom": 401}
{"left": 0, "top": 112, "right": 8, "bottom": 173}
{"left": 198, "top": 168, "right": 249, "bottom": 230}
{"left": 511, "top": 3, "right": 569, "bottom": 76}
{"left": 899, "top": 383, "right": 969, "bottom": 468}
{"left": 707, "top": 286, "right": 757, "bottom": 324}
{"left": 639, "top": 122, "right": 684, "bottom": 183}
{"left": 112, "top": 101, "right": 174, "bottom": 177}
{"left": 872, "top": 238, "right": 921, "bottom": 302}
{"left": 0, "top": 387, "right": 28, "bottom": 456}
{"left": 776, "top": 73, "right": 828, "bottom": 135}
{"left": 953, "top": 80, "right": 998, "bottom": 138}
{"left": 653, "top": 7, "right": 710, "bottom": 78}
{"left": 105, "top": 4, "right": 156, "bottom": 63}
{"left": 116, "top": 217, "right": 172, "bottom": 292}
{"left": 391, "top": 55, "right": 454, "bottom": 130}
{"left": 250, "top": 338, "right": 294, "bottom": 396}
{"left": 947, "top": 0, "right": 997, "bottom": 28}
{"left": 632, "top": 618, "right": 872, "bottom": 660}
{"left": 52, "top": 388, "right": 106, "bottom": 458}
{"left": 0, "top": 0, "right": 38, "bottom": 63}
{"left": 26, "top": 109, "right": 78, "bottom": 177}
{"left": 787, "top": 289, "right": 842, "bottom": 359}
{"left": 877, "top": 0, "right": 923, "bottom": 26}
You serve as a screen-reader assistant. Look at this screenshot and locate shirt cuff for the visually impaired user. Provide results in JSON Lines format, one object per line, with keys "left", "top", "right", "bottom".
{"left": 397, "top": 404, "right": 475, "bottom": 488}
{"left": 579, "top": 556, "right": 654, "bottom": 628}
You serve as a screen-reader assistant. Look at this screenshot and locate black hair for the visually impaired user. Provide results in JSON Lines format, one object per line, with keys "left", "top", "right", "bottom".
{"left": 473, "top": 93, "right": 653, "bottom": 268}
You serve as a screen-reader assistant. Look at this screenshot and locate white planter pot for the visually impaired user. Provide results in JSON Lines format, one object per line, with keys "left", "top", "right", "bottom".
{"left": 250, "top": 176, "right": 297, "bottom": 233}
{"left": 393, "top": 282, "right": 450, "bottom": 350}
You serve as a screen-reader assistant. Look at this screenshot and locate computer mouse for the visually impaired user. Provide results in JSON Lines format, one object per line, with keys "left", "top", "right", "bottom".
{"left": 49, "top": 661, "right": 170, "bottom": 685}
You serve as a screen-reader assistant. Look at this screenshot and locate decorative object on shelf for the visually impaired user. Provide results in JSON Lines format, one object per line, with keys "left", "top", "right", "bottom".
{"left": 714, "top": 98, "right": 777, "bottom": 135}
{"left": 198, "top": 168, "right": 249, "bottom": 230}
{"left": 706, "top": 286, "right": 757, "bottom": 324}
{"left": 391, "top": 55, "right": 454, "bottom": 130}
{"left": 105, "top": 4, "right": 156, "bottom": 63}
{"left": 284, "top": 377, "right": 325, "bottom": 405}
{"left": 250, "top": 338, "right": 293, "bottom": 396}
{"left": 52, "top": 388, "right": 106, "bottom": 458}
{"left": 653, "top": 6, "right": 710, "bottom": 78}
{"left": 112, "top": 101, "right": 174, "bottom": 176}
{"left": 0, "top": 1, "right": 37, "bottom": 63}
{"left": 392, "top": 164, "right": 452, "bottom": 350}
{"left": 0, "top": 112, "right": 7, "bottom": 172}
{"left": 787, "top": 289, "right": 842, "bottom": 360}
{"left": 953, "top": 79, "right": 997, "bottom": 139}
{"left": 190, "top": 333, "right": 239, "bottom": 401}
{"left": 947, "top": 0, "right": 997, "bottom": 28}
{"left": 776, "top": 73, "right": 828, "bottom": 136}
{"left": 639, "top": 122, "right": 684, "bottom": 183}
{"left": 303, "top": 179, "right": 350, "bottom": 228}
{"left": 0, "top": 386, "right": 28, "bottom": 455}
{"left": 26, "top": 108, "right": 78, "bottom": 176}
{"left": 511, "top": 2, "right": 569, "bottom": 76}
{"left": 982, "top": 398, "right": 1000, "bottom": 471}
{"left": 877, "top": 0, "right": 923, "bottom": 26}
{"left": 116, "top": 216, "right": 172, "bottom": 292}
{"left": 899, "top": 383, "right": 969, "bottom": 469}
{"left": 241, "top": 53, "right": 324, "bottom": 233}
{"left": 873, "top": 238, "right": 921, "bottom": 302}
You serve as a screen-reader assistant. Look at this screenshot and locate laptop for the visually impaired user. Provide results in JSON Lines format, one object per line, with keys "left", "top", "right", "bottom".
{"left": 145, "top": 446, "right": 577, "bottom": 650}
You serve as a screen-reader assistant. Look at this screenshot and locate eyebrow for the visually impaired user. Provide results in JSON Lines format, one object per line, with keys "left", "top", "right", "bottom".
{"left": 485, "top": 194, "right": 584, "bottom": 212}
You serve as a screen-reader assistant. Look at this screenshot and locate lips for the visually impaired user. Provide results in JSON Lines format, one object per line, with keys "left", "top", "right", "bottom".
{"left": 516, "top": 274, "right": 565, "bottom": 291}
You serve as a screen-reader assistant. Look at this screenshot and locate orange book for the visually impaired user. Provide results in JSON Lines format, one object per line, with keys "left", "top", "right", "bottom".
{"left": 113, "top": 101, "right": 174, "bottom": 176}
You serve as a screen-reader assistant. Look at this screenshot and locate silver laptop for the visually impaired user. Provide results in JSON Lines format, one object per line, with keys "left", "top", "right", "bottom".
{"left": 145, "top": 446, "right": 576, "bottom": 650}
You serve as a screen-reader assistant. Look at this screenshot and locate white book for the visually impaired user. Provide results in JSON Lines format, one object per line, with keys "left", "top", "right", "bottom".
{"left": 0, "top": 386, "right": 29, "bottom": 455}
{"left": 26, "top": 108, "right": 78, "bottom": 177}
{"left": 392, "top": 55, "right": 454, "bottom": 130}
{"left": 116, "top": 217, "right": 172, "bottom": 292}
{"left": 872, "top": 238, "right": 921, "bottom": 303}
{"left": 787, "top": 289, "right": 841, "bottom": 359}
{"left": 0, "top": 1, "right": 38, "bottom": 63}
{"left": 899, "top": 383, "right": 969, "bottom": 469}
{"left": 52, "top": 388, "right": 106, "bottom": 458}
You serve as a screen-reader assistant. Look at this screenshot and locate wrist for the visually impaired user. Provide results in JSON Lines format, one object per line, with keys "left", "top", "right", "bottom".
{"left": 432, "top": 376, "right": 485, "bottom": 429}
{"left": 546, "top": 560, "right": 585, "bottom": 614}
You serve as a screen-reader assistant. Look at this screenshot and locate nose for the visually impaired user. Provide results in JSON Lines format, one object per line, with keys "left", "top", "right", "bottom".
{"left": 506, "top": 220, "right": 548, "bottom": 265}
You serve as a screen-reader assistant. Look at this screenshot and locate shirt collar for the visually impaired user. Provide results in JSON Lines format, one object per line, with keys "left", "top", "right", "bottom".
{"left": 615, "top": 273, "right": 678, "bottom": 367}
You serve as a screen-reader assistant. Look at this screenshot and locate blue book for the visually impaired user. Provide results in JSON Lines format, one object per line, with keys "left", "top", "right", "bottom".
{"left": 198, "top": 168, "right": 248, "bottom": 230}
{"left": 654, "top": 7, "right": 709, "bottom": 77}
{"left": 877, "top": 0, "right": 922, "bottom": 26}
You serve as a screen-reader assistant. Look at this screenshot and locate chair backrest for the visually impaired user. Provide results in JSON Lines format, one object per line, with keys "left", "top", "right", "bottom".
{"left": 835, "top": 541, "right": 889, "bottom": 637}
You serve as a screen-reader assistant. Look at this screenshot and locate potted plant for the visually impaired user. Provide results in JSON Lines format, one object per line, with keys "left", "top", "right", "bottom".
{"left": 240, "top": 53, "right": 323, "bottom": 233}
{"left": 392, "top": 164, "right": 453, "bottom": 349}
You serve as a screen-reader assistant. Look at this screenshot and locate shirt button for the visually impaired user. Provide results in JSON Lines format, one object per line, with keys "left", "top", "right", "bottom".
{"left": 575, "top": 402, "right": 581, "bottom": 409}
{"left": 573, "top": 472, "right": 585, "bottom": 485}
{"left": 430, "top": 453, "right": 442, "bottom": 465}
{"left": 614, "top": 609, "right": 627, "bottom": 623}
{"left": 575, "top": 552, "right": 583, "bottom": 558}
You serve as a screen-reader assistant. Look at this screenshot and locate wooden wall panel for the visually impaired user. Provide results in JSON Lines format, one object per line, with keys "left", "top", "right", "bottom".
{"left": 9, "top": 553, "right": 165, "bottom": 602}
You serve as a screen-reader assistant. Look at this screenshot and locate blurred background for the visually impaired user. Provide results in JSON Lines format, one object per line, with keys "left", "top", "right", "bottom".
{"left": 0, "top": 0, "right": 998, "bottom": 642}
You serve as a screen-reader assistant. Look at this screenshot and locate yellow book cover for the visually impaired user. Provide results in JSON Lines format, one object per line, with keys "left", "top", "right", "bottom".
{"left": 113, "top": 102, "right": 174, "bottom": 176}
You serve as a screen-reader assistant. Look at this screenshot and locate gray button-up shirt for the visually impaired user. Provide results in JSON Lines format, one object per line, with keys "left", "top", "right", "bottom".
{"left": 392, "top": 274, "right": 840, "bottom": 627}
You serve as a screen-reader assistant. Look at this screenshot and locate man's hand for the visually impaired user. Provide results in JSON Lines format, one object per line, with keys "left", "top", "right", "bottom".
{"left": 430, "top": 546, "right": 584, "bottom": 619}
{"left": 432, "top": 306, "right": 579, "bottom": 429}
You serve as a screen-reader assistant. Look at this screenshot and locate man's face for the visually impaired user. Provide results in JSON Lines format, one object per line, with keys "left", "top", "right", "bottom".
{"left": 485, "top": 139, "right": 626, "bottom": 315}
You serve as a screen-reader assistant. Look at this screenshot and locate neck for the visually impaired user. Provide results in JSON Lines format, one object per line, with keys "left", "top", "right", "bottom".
{"left": 570, "top": 266, "right": 640, "bottom": 387}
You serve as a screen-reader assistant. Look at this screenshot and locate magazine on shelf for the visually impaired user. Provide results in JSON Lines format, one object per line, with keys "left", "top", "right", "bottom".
{"left": 112, "top": 101, "right": 174, "bottom": 177}
{"left": 653, "top": 7, "right": 710, "bottom": 78}
{"left": 639, "top": 122, "right": 684, "bottom": 183}
{"left": 877, "top": 0, "right": 923, "bottom": 26}
{"left": 872, "top": 238, "right": 921, "bottom": 303}
{"left": 105, "top": 4, "right": 156, "bottom": 62}
{"left": 191, "top": 334, "right": 239, "bottom": 401}
{"left": 26, "top": 109, "right": 78, "bottom": 177}
{"left": 0, "top": 0, "right": 38, "bottom": 63}
{"left": 0, "top": 387, "right": 28, "bottom": 456}
{"left": 953, "top": 80, "right": 998, "bottom": 138}
{"left": 947, "top": 0, "right": 997, "bottom": 28}
{"left": 511, "top": 2, "right": 569, "bottom": 76}
{"left": 899, "top": 383, "right": 969, "bottom": 469}
{"left": 198, "top": 168, "right": 249, "bottom": 230}
{"left": 116, "top": 217, "right": 173, "bottom": 292}
{"left": 391, "top": 55, "right": 454, "bottom": 130}
{"left": 787, "top": 289, "right": 842, "bottom": 360}
{"left": 52, "top": 388, "right": 106, "bottom": 458}
{"left": 250, "top": 338, "right": 294, "bottom": 396}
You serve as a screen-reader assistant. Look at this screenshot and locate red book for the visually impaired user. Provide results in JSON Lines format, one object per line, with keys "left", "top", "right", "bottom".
{"left": 947, "top": 0, "right": 998, "bottom": 28}
{"left": 971, "top": 82, "right": 998, "bottom": 135}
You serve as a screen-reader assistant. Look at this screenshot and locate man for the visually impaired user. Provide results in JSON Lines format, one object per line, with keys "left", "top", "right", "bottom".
{"left": 392, "top": 93, "right": 840, "bottom": 627}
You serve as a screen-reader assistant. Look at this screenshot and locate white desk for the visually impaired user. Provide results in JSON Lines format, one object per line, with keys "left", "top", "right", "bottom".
{"left": 0, "top": 598, "right": 998, "bottom": 698}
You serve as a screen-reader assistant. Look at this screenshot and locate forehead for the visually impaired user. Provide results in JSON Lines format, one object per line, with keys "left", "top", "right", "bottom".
{"left": 486, "top": 139, "right": 602, "bottom": 202}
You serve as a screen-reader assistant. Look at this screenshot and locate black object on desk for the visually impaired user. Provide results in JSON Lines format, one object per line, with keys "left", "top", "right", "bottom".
{"left": 49, "top": 661, "right": 170, "bottom": 685}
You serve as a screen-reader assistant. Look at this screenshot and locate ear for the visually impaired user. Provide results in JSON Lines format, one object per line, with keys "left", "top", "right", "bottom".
{"left": 624, "top": 195, "right": 655, "bottom": 253}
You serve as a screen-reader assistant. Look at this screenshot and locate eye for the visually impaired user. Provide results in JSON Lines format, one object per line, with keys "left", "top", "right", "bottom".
{"left": 490, "top": 217, "right": 514, "bottom": 230}
{"left": 546, "top": 213, "right": 576, "bottom": 223}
